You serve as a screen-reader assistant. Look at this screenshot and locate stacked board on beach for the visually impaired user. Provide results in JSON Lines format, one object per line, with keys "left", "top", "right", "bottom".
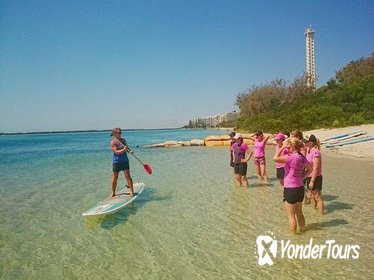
{"left": 82, "top": 182, "right": 145, "bottom": 217}
{"left": 321, "top": 131, "right": 366, "bottom": 145}
{"left": 324, "top": 135, "right": 374, "bottom": 148}
{"left": 320, "top": 130, "right": 374, "bottom": 148}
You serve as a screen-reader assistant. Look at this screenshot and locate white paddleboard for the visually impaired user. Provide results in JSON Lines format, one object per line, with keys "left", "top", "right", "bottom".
{"left": 82, "top": 182, "right": 145, "bottom": 217}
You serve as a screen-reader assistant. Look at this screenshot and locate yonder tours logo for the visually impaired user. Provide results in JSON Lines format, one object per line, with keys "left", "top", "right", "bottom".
{"left": 255, "top": 232, "right": 360, "bottom": 266}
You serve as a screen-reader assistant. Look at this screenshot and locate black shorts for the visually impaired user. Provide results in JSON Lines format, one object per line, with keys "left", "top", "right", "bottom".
{"left": 276, "top": 167, "right": 285, "bottom": 179}
{"left": 113, "top": 162, "right": 130, "bottom": 172}
{"left": 283, "top": 186, "right": 305, "bottom": 204}
{"left": 234, "top": 163, "right": 247, "bottom": 176}
{"left": 305, "top": 175, "right": 323, "bottom": 191}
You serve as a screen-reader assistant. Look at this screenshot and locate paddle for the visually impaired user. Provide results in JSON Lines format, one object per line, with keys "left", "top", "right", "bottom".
{"left": 112, "top": 137, "right": 152, "bottom": 175}
{"left": 129, "top": 152, "right": 153, "bottom": 175}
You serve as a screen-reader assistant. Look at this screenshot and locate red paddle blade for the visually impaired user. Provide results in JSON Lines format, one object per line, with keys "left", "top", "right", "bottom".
{"left": 144, "top": 164, "right": 152, "bottom": 175}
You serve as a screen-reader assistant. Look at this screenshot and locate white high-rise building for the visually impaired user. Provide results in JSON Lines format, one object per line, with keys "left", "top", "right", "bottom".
{"left": 305, "top": 25, "right": 316, "bottom": 88}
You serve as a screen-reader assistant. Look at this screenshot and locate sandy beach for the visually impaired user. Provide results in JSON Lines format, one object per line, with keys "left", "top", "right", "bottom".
{"left": 304, "top": 124, "right": 374, "bottom": 159}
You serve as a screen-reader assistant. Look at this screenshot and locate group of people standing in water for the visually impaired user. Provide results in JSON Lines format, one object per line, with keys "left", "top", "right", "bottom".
{"left": 229, "top": 130, "right": 325, "bottom": 233}
{"left": 110, "top": 125, "right": 325, "bottom": 233}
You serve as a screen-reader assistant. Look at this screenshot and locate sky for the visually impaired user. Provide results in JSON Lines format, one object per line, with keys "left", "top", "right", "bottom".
{"left": 1, "top": 0, "right": 373, "bottom": 133}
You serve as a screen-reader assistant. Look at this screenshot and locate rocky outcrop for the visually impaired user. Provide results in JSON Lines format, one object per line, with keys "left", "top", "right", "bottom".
{"left": 204, "top": 134, "right": 254, "bottom": 147}
{"left": 146, "top": 139, "right": 204, "bottom": 148}
{"left": 190, "top": 139, "right": 205, "bottom": 146}
{"left": 146, "top": 133, "right": 274, "bottom": 148}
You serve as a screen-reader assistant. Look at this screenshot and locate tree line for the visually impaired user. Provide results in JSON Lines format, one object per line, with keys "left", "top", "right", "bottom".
{"left": 235, "top": 53, "right": 374, "bottom": 133}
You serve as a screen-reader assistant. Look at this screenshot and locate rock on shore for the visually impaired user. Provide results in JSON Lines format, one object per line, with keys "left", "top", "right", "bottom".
{"left": 145, "top": 125, "right": 374, "bottom": 159}
{"left": 146, "top": 133, "right": 273, "bottom": 148}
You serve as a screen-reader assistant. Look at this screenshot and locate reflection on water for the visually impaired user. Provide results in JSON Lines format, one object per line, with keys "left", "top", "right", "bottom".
{"left": 1, "top": 141, "right": 374, "bottom": 279}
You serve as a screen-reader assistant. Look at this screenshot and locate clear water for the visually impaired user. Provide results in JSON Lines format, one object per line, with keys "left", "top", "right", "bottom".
{"left": 1, "top": 129, "right": 373, "bottom": 279}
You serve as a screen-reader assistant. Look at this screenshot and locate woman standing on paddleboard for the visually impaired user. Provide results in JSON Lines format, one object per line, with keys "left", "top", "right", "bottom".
{"left": 111, "top": 128, "right": 134, "bottom": 197}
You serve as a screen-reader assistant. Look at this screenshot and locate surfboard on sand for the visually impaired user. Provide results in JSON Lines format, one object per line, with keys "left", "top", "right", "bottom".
{"left": 324, "top": 135, "right": 374, "bottom": 148}
{"left": 321, "top": 131, "right": 366, "bottom": 144}
{"left": 82, "top": 182, "right": 145, "bottom": 217}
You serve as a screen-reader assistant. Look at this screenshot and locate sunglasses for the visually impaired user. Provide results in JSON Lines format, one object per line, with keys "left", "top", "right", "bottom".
{"left": 116, "top": 131, "right": 122, "bottom": 135}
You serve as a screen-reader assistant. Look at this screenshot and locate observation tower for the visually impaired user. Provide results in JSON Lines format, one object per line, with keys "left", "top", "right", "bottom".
{"left": 305, "top": 25, "right": 316, "bottom": 88}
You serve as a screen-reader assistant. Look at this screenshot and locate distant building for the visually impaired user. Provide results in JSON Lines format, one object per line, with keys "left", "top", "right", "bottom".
{"left": 305, "top": 25, "right": 316, "bottom": 88}
{"left": 199, "top": 111, "right": 238, "bottom": 127}
{"left": 224, "top": 112, "right": 238, "bottom": 123}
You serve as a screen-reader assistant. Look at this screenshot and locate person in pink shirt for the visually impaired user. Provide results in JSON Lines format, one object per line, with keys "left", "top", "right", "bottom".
{"left": 229, "top": 131, "right": 236, "bottom": 173}
{"left": 290, "top": 130, "right": 309, "bottom": 203}
{"left": 251, "top": 131, "right": 269, "bottom": 184}
{"left": 273, "top": 137, "right": 312, "bottom": 232}
{"left": 305, "top": 134, "right": 324, "bottom": 215}
{"left": 274, "top": 133, "right": 288, "bottom": 188}
{"left": 231, "top": 133, "right": 253, "bottom": 187}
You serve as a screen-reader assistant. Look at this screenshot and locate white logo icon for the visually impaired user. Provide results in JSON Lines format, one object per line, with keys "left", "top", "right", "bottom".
{"left": 256, "top": 233, "right": 277, "bottom": 266}
{"left": 255, "top": 232, "right": 360, "bottom": 266}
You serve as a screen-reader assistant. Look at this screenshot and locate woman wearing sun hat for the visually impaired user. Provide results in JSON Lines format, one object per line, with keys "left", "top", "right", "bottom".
{"left": 305, "top": 134, "right": 324, "bottom": 215}
{"left": 231, "top": 133, "right": 253, "bottom": 187}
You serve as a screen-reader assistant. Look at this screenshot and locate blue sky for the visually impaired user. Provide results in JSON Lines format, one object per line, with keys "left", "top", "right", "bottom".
{"left": 1, "top": 0, "right": 373, "bottom": 133}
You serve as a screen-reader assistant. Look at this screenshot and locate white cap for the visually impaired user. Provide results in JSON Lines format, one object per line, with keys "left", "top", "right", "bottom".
{"left": 233, "top": 133, "right": 242, "bottom": 139}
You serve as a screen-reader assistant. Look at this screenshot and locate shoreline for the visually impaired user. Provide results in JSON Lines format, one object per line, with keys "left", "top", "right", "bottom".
{"left": 146, "top": 124, "right": 374, "bottom": 160}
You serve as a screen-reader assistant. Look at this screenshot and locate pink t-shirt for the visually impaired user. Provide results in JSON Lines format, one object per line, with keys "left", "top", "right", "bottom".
{"left": 306, "top": 148, "right": 322, "bottom": 177}
{"left": 275, "top": 146, "right": 289, "bottom": 168}
{"left": 254, "top": 139, "right": 266, "bottom": 158}
{"left": 231, "top": 143, "right": 249, "bottom": 164}
{"left": 284, "top": 152, "right": 307, "bottom": 188}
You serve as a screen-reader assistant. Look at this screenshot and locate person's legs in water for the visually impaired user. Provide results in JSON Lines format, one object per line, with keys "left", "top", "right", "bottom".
{"left": 124, "top": 169, "right": 134, "bottom": 196}
{"left": 285, "top": 202, "right": 297, "bottom": 232}
{"left": 295, "top": 202, "right": 306, "bottom": 231}
{"left": 111, "top": 172, "right": 119, "bottom": 197}
{"left": 255, "top": 161, "right": 263, "bottom": 181}
{"left": 313, "top": 191, "right": 324, "bottom": 215}
{"left": 260, "top": 162, "right": 269, "bottom": 183}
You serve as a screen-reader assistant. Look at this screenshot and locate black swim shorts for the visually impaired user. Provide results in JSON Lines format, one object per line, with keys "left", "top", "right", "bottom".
{"left": 305, "top": 175, "right": 323, "bottom": 191}
{"left": 113, "top": 162, "right": 130, "bottom": 172}
{"left": 234, "top": 162, "right": 247, "bottom": 176}
{"left": 283, "top": 186, "right": 305, "bottom": 204}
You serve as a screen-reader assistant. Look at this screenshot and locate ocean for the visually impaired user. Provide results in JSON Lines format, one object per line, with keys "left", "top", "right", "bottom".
{"left": 1, "top": 129, "right": 373, "bottom": 279}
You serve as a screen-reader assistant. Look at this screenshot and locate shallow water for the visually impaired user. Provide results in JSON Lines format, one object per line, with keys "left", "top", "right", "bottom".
{"left": 1, "top": 130, "right": 373, "bottom": 279}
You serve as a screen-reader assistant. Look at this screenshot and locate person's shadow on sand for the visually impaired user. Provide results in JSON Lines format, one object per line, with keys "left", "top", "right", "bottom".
{"left": 322, "top": 194, "right": 339, "bottom": 202}
{"left": 308, "top": 194, "right": 353, "bottom": 215}
{"left": 325, "top": 201, "right": 354, "bottom": 215}
{"left": 305, "top": 219, "right": 349, "bottom": 231}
